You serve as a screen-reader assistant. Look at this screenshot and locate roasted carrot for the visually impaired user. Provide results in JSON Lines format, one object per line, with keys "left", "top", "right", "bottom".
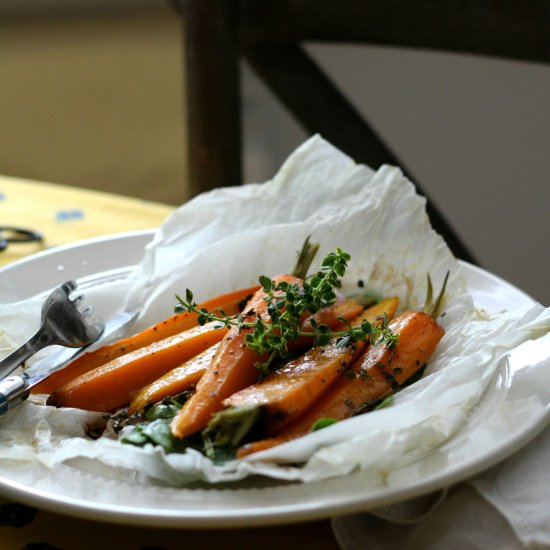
{"left": 127, "top": 299, "right": 363, "bottom": 417}
{"left": 32, "top": 285, "right": 258, "bottom": 395}
{"left": 128, "top": 343, "right": 220, "bottom": 414}
{"left": 224, "top": 297, "right": 399, "bottom": 436}
{"left": 170, "top": 280, "right": 373, "bottom": 440}
{"left": 294, "top": 297, "right": 364, "bottom": 344}
{"left": 125, "top": 295, "right": 362, "bottom": 417}
{"left": 47, "top": 322, "right": 228, "bottom": 412}
{"left": 170, "top": 274, "right": 302, "bottom": 439}
{"left": 237, "top": 309, "right": 443, "bottom": 458}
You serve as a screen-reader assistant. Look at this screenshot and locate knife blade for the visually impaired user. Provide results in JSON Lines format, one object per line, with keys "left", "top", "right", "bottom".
{"left": 0, "top": 310, "right": 135, "bottom": 415}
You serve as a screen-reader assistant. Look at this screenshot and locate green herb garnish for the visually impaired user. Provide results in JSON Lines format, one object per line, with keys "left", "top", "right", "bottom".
{"left": 201, "top": 406, "right": 264, "bottom": 462}
{"left": 175, "top": 247, "right": 397, "bottom": 374}
{"left": 374, "top": 394, "right": 394, "bottom": 410}
{"left": 120, "top": 396, "right": 194, "bottom": 454}
{"left": 311, "top": 417, "right": 340, "bottom": 431}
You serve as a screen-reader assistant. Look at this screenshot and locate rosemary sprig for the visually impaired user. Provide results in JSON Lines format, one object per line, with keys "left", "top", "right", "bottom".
{"left": 175, "top": 248, "right": 397, "bottom": 373}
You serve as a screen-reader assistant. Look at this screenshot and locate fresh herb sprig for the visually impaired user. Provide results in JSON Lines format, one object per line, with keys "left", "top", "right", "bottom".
{"left": 175, "top": 248, "right": 397, "bottom": 374}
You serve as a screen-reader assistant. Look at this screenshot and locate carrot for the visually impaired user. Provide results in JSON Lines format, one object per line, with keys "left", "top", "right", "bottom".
{"left": 224, "top": 297, "right": 399, "bottom": 436}
{"left": 128, "top": 343, "right": 220, "bottom": 414}
{"left": 126, "top": 299, "right": 363, "bottom": 417}
{"left": 294, "top": 297, "right": 364, "bottom": 344}
{"left": 124, "top": 296, "right": 362, "bottom": 417}
{"left": 32, "top": 285, "right": 258, "bottom": 395}
{"left": 170, "top": 279, "right": 375, "bottom": 440}
{"left": 47, "top": 322, "right": 228, "bottom": 412}
{"left": 170, "top": 274, "right": 301, "bottom": 439}
{"left": 237, "top": 309, "right": 443, "bottom": 458}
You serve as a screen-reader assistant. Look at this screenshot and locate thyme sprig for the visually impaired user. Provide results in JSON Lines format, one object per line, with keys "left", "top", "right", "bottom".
{"left": 175, "top": 248, "right": 397, "bottom": 374}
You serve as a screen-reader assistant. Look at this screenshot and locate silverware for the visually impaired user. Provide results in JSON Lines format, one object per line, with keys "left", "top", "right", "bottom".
{"left": 0, "top": 281, "right": 105, "bottom": 415}
{"left": 0, "top": 226, "right": 43, "bottom": 251}
{"left": 0, "top": 311, "right": 135, "bottom": 416}
{"left": 0, "top": 281, "right": 103, "bottom": 379}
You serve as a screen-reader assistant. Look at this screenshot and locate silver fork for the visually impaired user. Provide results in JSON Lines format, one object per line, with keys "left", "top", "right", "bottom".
{"left": 0, "top": 280, "right": 104, "bottom": 380}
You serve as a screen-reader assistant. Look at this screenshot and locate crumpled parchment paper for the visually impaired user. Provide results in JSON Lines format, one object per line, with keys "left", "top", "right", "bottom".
{"left": 1, "top": 136, "right": 549, "bottom": 487}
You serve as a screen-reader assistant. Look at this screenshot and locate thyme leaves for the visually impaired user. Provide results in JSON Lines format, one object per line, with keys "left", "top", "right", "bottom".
{"left": 175, "top": 248, "right": 397, "bottom": 373}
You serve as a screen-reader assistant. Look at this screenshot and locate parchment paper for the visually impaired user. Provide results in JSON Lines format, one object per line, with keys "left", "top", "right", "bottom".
{"left": 1, "top": 136, "right": 549, "bottom": 487}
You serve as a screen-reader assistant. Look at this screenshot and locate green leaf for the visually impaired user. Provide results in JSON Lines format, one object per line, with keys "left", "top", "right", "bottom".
{"left": 204, "top": 406, "right": 264, "bottom": 449}
{"left": 120, "top": 427, "right": 149, "bottom": 446}
{"left": 311, "top": 417, "right": 339, "bottom": 431}
{"left": 374, "top": 395, "right": 394, "bottom": 410}
{"left": 314, "top": 324, "right": 332, "bottom": 346}
{"left": 259, "top": 275, "right": 273, "bottom": 292}
{"left": 197, "top": 314, "right": 208, "bottom": 325}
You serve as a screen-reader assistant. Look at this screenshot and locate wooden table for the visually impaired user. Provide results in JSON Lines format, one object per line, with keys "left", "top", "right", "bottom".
{"left": 0, "top": 175, "right": 340, "bottom": 549}
{"left": 0, "top": 175, "right": 173, "bottom": 267}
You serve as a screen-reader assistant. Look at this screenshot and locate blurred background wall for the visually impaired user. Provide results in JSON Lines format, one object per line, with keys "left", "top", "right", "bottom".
{"left": 1, "top": 2, "right": 548, "bottom": 304}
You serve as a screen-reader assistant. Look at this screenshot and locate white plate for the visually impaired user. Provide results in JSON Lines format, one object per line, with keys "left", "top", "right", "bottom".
{"left": 0, "top": 231, "right": 547, "bottom": 528}
{"left": 0, "top": 229, "right": 153, "bottom": 302}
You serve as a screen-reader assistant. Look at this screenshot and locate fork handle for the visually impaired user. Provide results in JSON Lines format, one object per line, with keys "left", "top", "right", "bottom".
{"left": 0, "top": 329, "right": 51, "bottom": 379}
{"left": 0, "top": 376, "right": 29, "bottom": 416}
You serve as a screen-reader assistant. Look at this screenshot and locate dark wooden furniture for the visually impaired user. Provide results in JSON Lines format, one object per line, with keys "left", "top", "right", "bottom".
{"left": 171, "top": 0, "right": 550, "bottom": 263}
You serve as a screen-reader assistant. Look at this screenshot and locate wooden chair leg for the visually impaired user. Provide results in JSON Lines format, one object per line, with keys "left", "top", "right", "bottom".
{"left": 244, "top": 42, "right": 478, "bottom": 264}
{"left": 174, "top": 0, "right": 242, "bottom": 196}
